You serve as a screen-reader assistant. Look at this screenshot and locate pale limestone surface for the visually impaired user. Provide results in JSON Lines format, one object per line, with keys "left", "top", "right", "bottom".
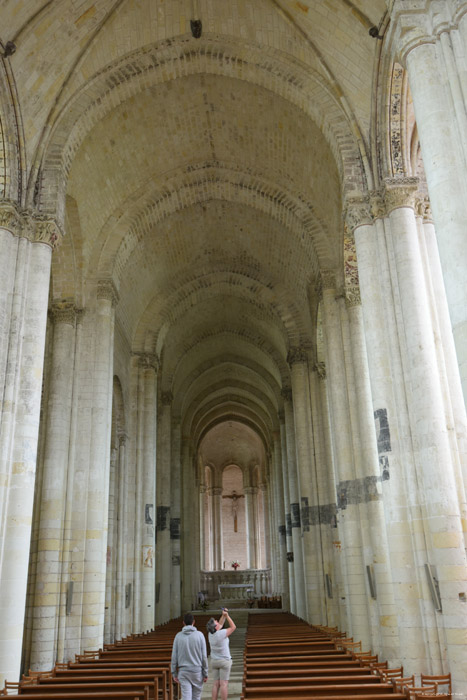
{"left": 0, "top": 1, "right": 466, "bottom": 697}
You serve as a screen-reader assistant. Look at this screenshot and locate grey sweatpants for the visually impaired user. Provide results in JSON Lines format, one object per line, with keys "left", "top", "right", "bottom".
{"left": 178, "top": 668, "right": 205, "bottom": 700}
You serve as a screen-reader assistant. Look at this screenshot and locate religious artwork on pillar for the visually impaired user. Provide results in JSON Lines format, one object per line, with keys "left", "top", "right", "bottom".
{"left": 106, "top": 546, "right": 111, "bottom": 565}
{"left": 300, "top": 497, "right": 310, "bottom": 531}
{"left": 145, "top": 503, "right": 154, "bottom": 524}
{"left": 222, "top": 490, "right": 244, "bottom": 532}
{"left": 170, "top": 517, "right": 180, "bottom": 539}
{"left": 142, "top": 545, "right": 154, "bottom": 568}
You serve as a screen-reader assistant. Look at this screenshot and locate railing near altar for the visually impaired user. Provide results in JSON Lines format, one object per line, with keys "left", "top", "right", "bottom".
{"left": 199, "top": 568, "right": 272, "bottom": 600}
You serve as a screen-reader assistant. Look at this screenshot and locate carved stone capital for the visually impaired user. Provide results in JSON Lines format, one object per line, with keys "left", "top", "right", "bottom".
{"left": 415, "top": 196, "right": 434, "bottom": 222}
{"left": 345, "top": 286, "right": 362, "bottom": 308}
{"left": 320, "top": 269, "right": 336, "bottom": 290}
{"left": 161, "top": 391, "right": 173, "bottom": 406}
{"left": 32, "top": 215, "right": 63, "bottom": 249}
{"left": 287, "top": 346, "right": 308, "bottom": 366}
{"left": 369, "top": 190, "right": 386, "bottom": 220}
{"left": 51, "top": 301, "right": 77, "bottom": 326}
{"left": 314, "top": 362, "right": 326, "bottom": 380}
{"left": 344, "top": 196, "right": 372, "bottom": 232}
{"left": 0, "top": 200, "right": 24, "bottom": 236}
{"left": 138, "top": 353, "right": 159, "bottom": 372}
{"left": 97, "top": 279, "right": 119, "bottom": 306}
{"left": 278, "top": 409, "right": 285, "bottom": 422}
{"left": 281, "top": 387, "right": 292, "bottom": 402}
{"left": 211, "top": 487, "right": 223, "bottom": 496}
{"left": 383, "top": 177, "right": 419, "bottom": 214}
{"left": 118, "top": 431, "right": 128, "bottom": 446}
{"left": 389, "top": 1, "right": 434, "bottom": 64}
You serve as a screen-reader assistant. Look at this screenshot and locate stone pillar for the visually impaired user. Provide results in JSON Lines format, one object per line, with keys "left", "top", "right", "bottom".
{"left": 29, "top": 304, "right": 78, "bottom": 667}
{"left": 155, "top": 392, "right": 172, "bottom": 624}
{"left": 383, "top": 179, "right": 467, "bottom": 686}
{"left": 279, "top": 415, "right": 295, "bottom": 613}
{"left": 81, "top": 279, "right": 118, "bottom": 652}
{"left": 352, "top": 193, "right": 428, "bottom": 669}
{"left": 115, "top": 433, "right": 127, "bottom": 641}
{"left": 320, "top": 271, "right": 371, "bottom": 647}
{"left": 140, "top": 355, "right": 157, "bottom": 632}
{"left": 310, "top": 363, "right": 344, "bottom": 629}
{"left": 212, "top": 487, "right": 223, "bottom": 570}
{"left": 0, "top": 205, "right": 61, "bottom": 686}
{"left": 391, "top": 1, "right": 467, "bottom": 402}
{"left": 170, "top": 420, "right": 182, "bottom": 619}
{"left": 244, "top": 486, "right": 258, "bottom": 570}
{"left": 272, "top": 429, "right": 289, "bottom": 608}
{"left": 259, "top": 482, "right": 270, "bottom": 571}
{"left": 281, "top": 389, "right": 307, "bottom": 617}
{"left": 181, "top": 437, "right": 195, "bottom": 612}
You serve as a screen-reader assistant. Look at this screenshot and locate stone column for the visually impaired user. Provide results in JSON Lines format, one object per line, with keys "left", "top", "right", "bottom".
{"left": 155, "top": 392, "right": 172, "bottom": 624}
{"left": 259, "top": 482, "right": 270, "bottom": 571}
{"left": 81, "top": 279, "right": 118, "bottom": 652}
{"left": 0, "top": 206, "right": 61, "bottom": 686}
{"left": 383, "top": 179, "right": 467, "bottom": 686}
{"left": 140, "top": 355, "right": 157, "bottom": 632}
{"left": 212, "top": 487, "right": 223, "bottom": 570}
{"left": 391, "top": 2, "right": 467, "bottom": 402}
{"left": 279, "top": 415, "right": 295, "bottom": 612}
{"left": 170, "top": 420, "right": 182, "bottom": 619}
{"left": 281, "top": 389, "right": 306, "bottom": 617}
{"left": 273, "top": 429, "right": 289, "bottom": 608}
{"left": 181, "top": 437, "right": 195, "bottom": 612}
{"left": 115, "top": 433, "right": 127, "bottom": 641}
{"left": 342, "top": 216, "right": 401, "bottom": 658}
{"left": 244, "top": 486, "right": 258, "bottom": 570}
{"left": 29, "top": 304, "right": 78, "bottom": 667}
{"left": 320, "top": 271, "right": 371, "bottom": 647}
{"left": 352, "top": 193, "right": 428, "bottom": 668}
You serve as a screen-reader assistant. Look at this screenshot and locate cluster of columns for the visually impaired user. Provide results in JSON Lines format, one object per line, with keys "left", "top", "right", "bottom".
{"left": 0, "top": 203, "right": 61, "bottom": 688}
{"left": 343, "top": 177, "right": 467, "bottom": 690}
{"left": 390, "top": 0, "right": 467, "bottom": 403}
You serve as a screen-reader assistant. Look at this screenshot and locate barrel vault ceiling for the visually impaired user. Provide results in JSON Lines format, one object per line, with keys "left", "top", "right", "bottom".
{"left": 2, "top": 0, "right": 387, "bottom": 453}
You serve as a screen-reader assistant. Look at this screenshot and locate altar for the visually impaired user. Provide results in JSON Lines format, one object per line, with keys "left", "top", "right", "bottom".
{"left": 217, "top": 582, "right": 254, "bottom": 600}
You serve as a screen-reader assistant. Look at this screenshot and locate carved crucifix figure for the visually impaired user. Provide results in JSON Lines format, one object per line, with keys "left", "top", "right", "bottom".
{"left": 222, "top": 490, "right": 244, "bottom": 532}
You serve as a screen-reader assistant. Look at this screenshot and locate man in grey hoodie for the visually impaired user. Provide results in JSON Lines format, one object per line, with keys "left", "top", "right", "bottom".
{"left": 171, "top": 612, "right": 208, "bottom": 699}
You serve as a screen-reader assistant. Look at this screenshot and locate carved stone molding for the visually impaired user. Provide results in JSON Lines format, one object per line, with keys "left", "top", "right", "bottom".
{"left": 97, "top": 279, "right": 119, "bottom": 307}
{"left": 287, "top": 346, "right": 308, "bottom": 366}
{"left": 345, "top": 286, "right": 362, "bottom": 308}
{"left": 314, "top": 362, "right": 326, "bottom": 380}
{"left": 344, "top": 196, "right": 372, "bottom": 233}
{"left": 161, "top": 391, "right": 173, "bottom": 406}
{"left": 281, "top": 387, "right": 292, "bottom": 402}
{"left": 384, "top": 177, "right": 419, "bottom": 213}
{"left": 320, "top": 269, "right": 336, "bottom": 290}
{"left": 51, "top": 302, "right": 77, "bottom": 326}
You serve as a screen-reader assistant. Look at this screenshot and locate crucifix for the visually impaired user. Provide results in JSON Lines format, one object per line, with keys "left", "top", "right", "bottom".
{"left": 222, "top": 490, "right": 244, "bottom": 532}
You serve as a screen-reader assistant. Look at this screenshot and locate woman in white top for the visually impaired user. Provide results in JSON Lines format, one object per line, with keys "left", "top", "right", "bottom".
{"left": 207, "top": 608, "right": 236, "bottom": 700}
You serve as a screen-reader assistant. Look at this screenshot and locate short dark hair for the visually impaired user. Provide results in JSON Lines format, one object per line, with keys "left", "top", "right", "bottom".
{"left": 207, "top": 617, "right": 217, "bottom": 634}
{"left": 184, "top": 612, "right": 194, "bottom": 625}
